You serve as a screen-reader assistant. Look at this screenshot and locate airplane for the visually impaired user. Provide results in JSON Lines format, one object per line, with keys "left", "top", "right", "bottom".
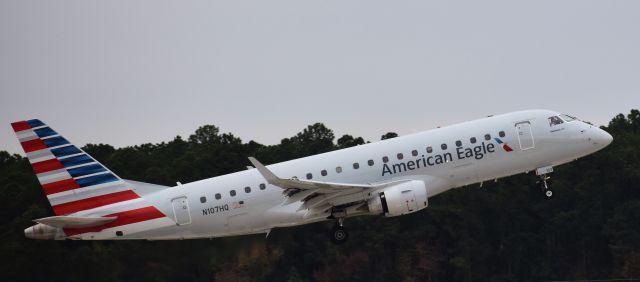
{"left": 14, "top": 109, "right": 612, "bottom": 244}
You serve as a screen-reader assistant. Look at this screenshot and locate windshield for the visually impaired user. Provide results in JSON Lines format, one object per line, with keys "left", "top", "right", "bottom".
{"left": 560, "top": 114, "right": 578, "bottom": 122}
{"left": 549, "top": 116, "right": 564, "bottom": 126}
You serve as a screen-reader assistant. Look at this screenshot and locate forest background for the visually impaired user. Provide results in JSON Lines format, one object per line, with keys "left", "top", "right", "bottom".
{"left": 1, "top": 110, "right": 639, "bottom": 282}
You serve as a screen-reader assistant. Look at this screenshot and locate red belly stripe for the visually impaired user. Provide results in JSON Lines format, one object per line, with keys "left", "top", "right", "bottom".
{"left": 64, "top": 206, "right": 165, "bottom": 236}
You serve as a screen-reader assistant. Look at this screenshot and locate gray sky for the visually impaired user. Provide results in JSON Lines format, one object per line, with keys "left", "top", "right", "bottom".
{"left": 1, "top": 0, "right": 639, "bottom": 155}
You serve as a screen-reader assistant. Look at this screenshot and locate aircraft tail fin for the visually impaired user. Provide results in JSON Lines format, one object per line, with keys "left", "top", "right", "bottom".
{"left": 11, "top": 119, "right": 141, "bottom": 215}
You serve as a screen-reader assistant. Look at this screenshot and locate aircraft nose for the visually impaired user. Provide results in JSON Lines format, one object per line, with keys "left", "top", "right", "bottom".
{"left": 592, "top": 128, "right": 613, "bottom": 147}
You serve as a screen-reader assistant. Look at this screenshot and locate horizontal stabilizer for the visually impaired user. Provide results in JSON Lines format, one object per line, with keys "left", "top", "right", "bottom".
{"left": 34, "top": 216, "right": 117, "bottom": 228}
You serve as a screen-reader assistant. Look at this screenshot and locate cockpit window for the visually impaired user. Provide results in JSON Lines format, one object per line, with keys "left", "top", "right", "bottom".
{"left": 560, "top": 114, "right": 578, "bottom": 122}
{"left": 549, "top": 116, "right": 564, "bottom": 126}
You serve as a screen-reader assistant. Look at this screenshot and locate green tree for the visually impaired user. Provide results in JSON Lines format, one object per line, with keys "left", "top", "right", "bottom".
{"left": 189, "top": 125, "right": 221, "bottom": 144}
{"left": 0, "top": 110, "right": 639, "bottom": 282}
{"left": 336, "top": 134, "right": 365, "bottom": 149}
{"left": 381, "top": 132, "right": 398, "bottom": 140}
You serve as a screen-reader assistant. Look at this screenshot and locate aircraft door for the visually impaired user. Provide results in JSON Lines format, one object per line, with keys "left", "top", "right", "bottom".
{"left": 171, "top": 196, "right": 192, "bottom": 226}
{"left": 515, "top": 121, "right": 535, "bottom": 150}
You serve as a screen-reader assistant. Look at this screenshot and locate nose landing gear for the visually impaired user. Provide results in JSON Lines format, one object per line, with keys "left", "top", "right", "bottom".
{"left": 539, "top": 175, "right": 553, "bottom": 199}
{"left": 329, "top": 218, "right": 349, "bottom": 245}
{"left": 536, "top": 166, "right": 554, "bottom": 199}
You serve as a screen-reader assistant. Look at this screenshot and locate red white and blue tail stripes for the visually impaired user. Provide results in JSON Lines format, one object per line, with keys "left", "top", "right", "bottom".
{"left": 12, "top": 119, "right": 171, "bottom": 238}
{"left": 12, "top": 119, "right": 139, "bottom": 215}
{"left": 11, "top": 119, "right": 139, "bottom": 215}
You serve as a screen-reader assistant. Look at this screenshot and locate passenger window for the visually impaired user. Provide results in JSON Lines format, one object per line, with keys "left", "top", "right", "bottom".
{"left": 200, "top": 197, "right": 206, "bottom": 203}
{"left": 470, "top": 137, "right": 477, "bottom": 144}
{"left": 427, "top": 146, "right": 433, "bottom": 153}
{"left": 368, "top": 160, "right": 374, "bottom": 166}
{"left": 382, "top": 156, "right": 389, "bottom": 163}
{"left": 336, "top": 166, "right": 343, "bottom": 173}
{"left": 353, "top": 163, "right": 360, "bottom": 169}
{"left": 230, "top": 190, "right": 236, "bottom": 197}
{"left": 549, "top": 116, "right": 564, "bottom": 126}
{"left": 397, "top": 153, "right": 403, "bottom": 160}
{"left": 484, "top": 134, "right": 491, "bottom": 141}
{"left": 259, "top": 183, "right": 266, "bottom": 190}
{"left": 215, "top": 193, "right": 221, "bottom": 200}
{"left": 244, "top": 186, "right": 251, "bottom": 193}
{"left": 411, "top": 150, "right": 418, "bottom": 156}
{"left": 499, "top": 131, "right": 505, "bottom": 137}
{"left": 321, "top": 170, "right": 327, "bottom": 176}
{"left": 306, "top": 173, "right": 313, "bottom": 180}
{"left": 455, "top": 140, "right": 462, "bottom": 147}
{"left": 441, "top": 143, "right": 447, "bottom": 150}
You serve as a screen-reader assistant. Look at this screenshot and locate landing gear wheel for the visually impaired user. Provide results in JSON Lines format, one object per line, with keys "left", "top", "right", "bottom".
{"left": 544, "top": 188, "right": 554, "bottom": 199}
{"left": 329, "top": 225, "right": 349, "bottom": 245}
{"left": 537, "top": 174, "right": 553, "bottom": 199}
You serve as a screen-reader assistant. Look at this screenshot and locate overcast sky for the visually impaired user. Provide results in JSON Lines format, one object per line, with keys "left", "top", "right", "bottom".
{"left": 1, "top": 1, "right": 638, "bottom": 155}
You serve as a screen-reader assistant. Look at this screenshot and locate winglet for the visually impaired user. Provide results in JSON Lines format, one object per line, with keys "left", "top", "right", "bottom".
{"left": 248, "top": 157, "right": 281, "bottom": 184}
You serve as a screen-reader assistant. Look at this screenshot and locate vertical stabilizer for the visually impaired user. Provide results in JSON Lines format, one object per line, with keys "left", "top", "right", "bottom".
{"left": 11, "top": 119, "right": 140, "bottom": 215}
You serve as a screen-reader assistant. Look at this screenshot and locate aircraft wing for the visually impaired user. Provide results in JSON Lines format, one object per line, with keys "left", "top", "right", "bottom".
{"left": 248, "top": 157, "right": 375, "bottom": 192}
{"left": 249, "top": 157, "right": 409, "bottom": 212}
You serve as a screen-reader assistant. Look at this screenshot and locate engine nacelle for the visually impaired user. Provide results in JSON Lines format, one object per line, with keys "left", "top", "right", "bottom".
{"left": 367, "top": 180, "right": 428, "bottom": 217}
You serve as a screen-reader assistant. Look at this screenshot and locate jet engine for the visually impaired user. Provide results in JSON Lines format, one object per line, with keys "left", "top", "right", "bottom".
{"left": 367, "top": 180, "right": 428, "bottom": 217}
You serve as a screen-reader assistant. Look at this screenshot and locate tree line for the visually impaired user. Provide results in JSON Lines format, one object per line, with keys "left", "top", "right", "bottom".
{"left": 0, "top": 110, "right": 638, "bottom": 281}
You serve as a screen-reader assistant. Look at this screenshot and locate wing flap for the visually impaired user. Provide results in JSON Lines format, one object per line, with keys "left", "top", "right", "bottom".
{"left": 283, "top": 189, "right": 317, "bottom": 205}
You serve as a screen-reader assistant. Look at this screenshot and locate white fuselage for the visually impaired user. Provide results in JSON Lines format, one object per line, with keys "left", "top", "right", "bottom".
{"left": 65, "top": 109, "right": 612, "bottom": 240}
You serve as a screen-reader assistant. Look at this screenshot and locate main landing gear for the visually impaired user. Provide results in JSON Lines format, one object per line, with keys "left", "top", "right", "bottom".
{"left": 329, "top": 218, "right": 349, "bottom": 245}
